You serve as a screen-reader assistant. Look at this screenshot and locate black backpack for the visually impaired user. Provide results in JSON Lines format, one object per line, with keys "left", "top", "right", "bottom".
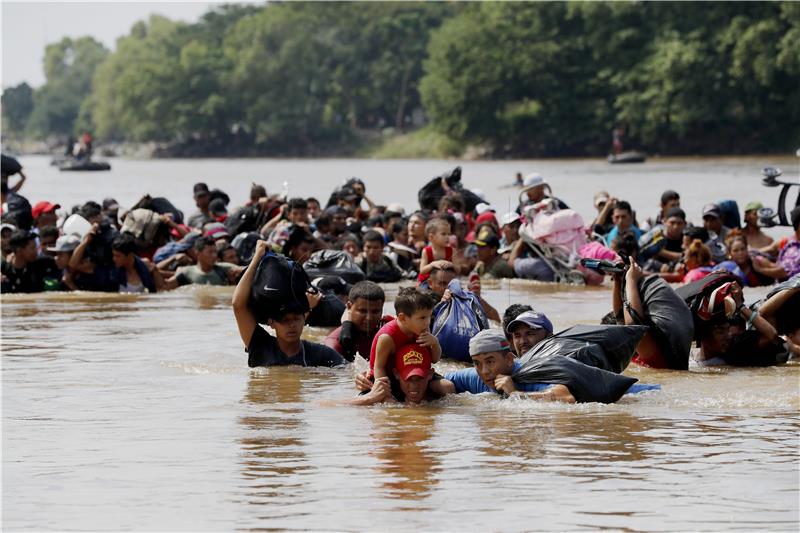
{"left": 225, "top": 205, "right": 267, "bottom": 237}
{"left": 303, "top": 249, "right": 366, "bottom": 284}
{"left": 249, "top": 252, "right": 310, "bottom": 324}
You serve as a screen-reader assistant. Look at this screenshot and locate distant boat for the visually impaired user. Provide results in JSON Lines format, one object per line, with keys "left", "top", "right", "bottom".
{"left": 608, "top": 151, "right": 646, "bottom": 164}
{"left": 58, "top": 159, "right": 111, "bottom": 172}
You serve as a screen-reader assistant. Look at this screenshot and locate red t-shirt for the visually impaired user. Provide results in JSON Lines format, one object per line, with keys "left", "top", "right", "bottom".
{"left": 323, "top": 315, "right": 393, "bottom": 362}
{"left": 418, "top": 245, "right": 454, "bottom": 283}
{"left": 368, "top": 319, "right": 416, "bottom": 376}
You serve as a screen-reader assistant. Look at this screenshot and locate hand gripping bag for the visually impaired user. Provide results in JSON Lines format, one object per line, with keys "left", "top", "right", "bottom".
{"left": 430, "top": 279, "right": 489, "bottom": 361}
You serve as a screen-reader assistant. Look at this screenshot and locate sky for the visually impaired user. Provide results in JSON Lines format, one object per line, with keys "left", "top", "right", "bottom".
{"left": 1, "top": 1, "right": 244, "bottom": 89}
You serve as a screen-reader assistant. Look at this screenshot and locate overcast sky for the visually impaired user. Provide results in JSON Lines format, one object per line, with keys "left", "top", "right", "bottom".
{"left": 2, "top": 1, "right": 246, "bottom": 89}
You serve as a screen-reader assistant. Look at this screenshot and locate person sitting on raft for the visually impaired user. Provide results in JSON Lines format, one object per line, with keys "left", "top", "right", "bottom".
{"left": 232, "top": 239, "right": 344, "bottom": 368}
{"left": 323, "top": 280, "right": 392, "bottom": 362}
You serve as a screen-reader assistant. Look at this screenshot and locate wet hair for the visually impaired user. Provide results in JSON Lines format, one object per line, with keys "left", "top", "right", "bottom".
{"left": 348, "top": 280, "right": 385, "bottom": 303}
{"left": 287, "top": 197, "right": 308, "bottom": 211}
{"left": 611, "top": 229, "right": 640, "bottom": 258}
{"left": 660, "top": 190, "right": 680, "bottom": 205}
{"left": 613, "top": 200, "right": 633, "bottom": 215}
{"left": 80, "top": 201, "right": 102, "bottom": 220}
{"left": 194, "top": 236, "right": 217, "bottom": 252}
{"left": 502, "top": 304, "right": 533, "bottom": 339}
{"left": 685, "top": 239, "right": 712, "bottom": 266}
{"left": 362, "top": 230, "right": 384, "bottom": 245}
{"left": 111, "top": 233, "right": 138, "bottom": 255}
{"left": 394, "top": 286, "right": 435, "bottom": 316}
{"left": 425, "top": 217, "right": 451, "bottom": 237}
{"left": 724, "top": 229, "right": 747, "bottom": 252}
{"left": 9, "top": 229, "right": 35, "bottom": 251}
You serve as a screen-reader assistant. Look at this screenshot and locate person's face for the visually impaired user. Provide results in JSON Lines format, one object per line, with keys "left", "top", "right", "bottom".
{"left": 221, "top": 248, "right": 239, "bottom": 264}
{"left": 471, "top": 350, "right": 515, "bottom": 389}
{"left": 342, "top": 239, "right": 360, "bottom": 258}
{"left": 195, "top": 192, "right": 210, "bottom": 210}
{"left": 408, "top": 216, "right": 425, "bottom": 239}
{"left": 428, "top": 268, "right": 456, "bottom": 296}
{"left": 703, "top": 215, "right": 722, "bottom": 234}
{"left": 612, "top": 208, "right": 632, "bottom": 230}
{"left": 307, "top": 201, "right": 321, "bottom": 220}
{"left": 363, "top": 240, "right": 383, "bottom": 263}
{"left": 269, "top": 312, "right": 305, "bottom": 343}
{"left": 729, "top": 240, "right": 748, "bottom": 265}
{"left": 744, "top": 210, "right": 759, "bottom": 227}
{"left": 704, "top": 323, "right": 731, "bottom": 356}
{"left": 526, "top": 185, "right": 546, "bottom": 202}
{"left": 331, "top": 213, "right": 347, "bottom": 232}
{"left": 18, "top": 240, "right": 38, "bottom": 262}
{"left": 112, "top": 250, "right": 132, "bottom": 268}
{"left": 351, "top": 183, "right": 365, "bottom": 197}
{"left": 392, "top": 227, "right": 408, "bottom": 245}
{"left": 348, "top": 297, "right": 385, "bottom": 333}
{"left": 476, "top": 244, "right": 495, "bottom": 263}
{"left": 399, "top": 309, "right": 433, "bottom": 336}
{"left": 289, "top": 207, "right": 308, "bottom": 225}
{"left": 664, "top": 216, "right": 686, "bottom": 240}
{"left": 39, "top": 233, "right": 57, "bottom": 250}
{"left": 289, "top": 241, "right": 313, "bottom": 264}
{"left": 510, "top": 324, "right": 548, "bottom": 356}
{"left": 502, "top": 223, "right": 519, "bottom": 244}
{"left": 55, "top": 251, "right": 71, "bottom": 270}
{"left": 429, "top": 228, "right": 451, "bottom": 248}
{"left": 37, "top": 211, "right": 58, "bottom": 228}
{"left": 661, "top": 198, "right": 680, "bottom": 215}
{"left": 197, "top": 244, "right": 217, "bottom": 268}
{"left": 395, "top": 372, "right": 432, "bottom": 404}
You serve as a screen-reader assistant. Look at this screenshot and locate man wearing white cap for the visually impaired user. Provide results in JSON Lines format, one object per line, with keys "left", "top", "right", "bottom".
{"left": 436, "top": 329, "right": 575, "bottom": 401}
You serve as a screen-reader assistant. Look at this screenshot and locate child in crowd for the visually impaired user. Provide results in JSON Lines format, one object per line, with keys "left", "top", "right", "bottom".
{"left": 356, "top": 230, "right": 404, "bottom": 283}
{"left": 418, "top": 217, "right": 454, "bottom": 282}
{"left": 369, "top": 286, "right": 441, "bottom": 382}
{"left": 324, "top": 280, "right": 392, "bottom": 361}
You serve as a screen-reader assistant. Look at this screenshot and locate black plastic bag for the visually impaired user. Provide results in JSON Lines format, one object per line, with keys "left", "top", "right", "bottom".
{"left": 551, "top": 324, "right": 648, "bottom": 373}
{"left": 304, "top": 249, "right": 366, "bottom": 284}
{"left": 249, "top": 252, "right": 310, "bottom": 324}
{"left": 513, "top": 353, "right": 638, "bottom": 404}
{"left": 306, "top": 291, "right": 346, "bottom": 327}
{"left": 225, "top": 205, "right": 266, "bottom": 237}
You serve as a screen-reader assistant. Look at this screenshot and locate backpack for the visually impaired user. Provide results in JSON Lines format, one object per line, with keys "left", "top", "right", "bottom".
{"left": 717, "top": 199, "right": 741, "bottom": 229}
{"left": 249, "top": 252, "right": 310, "bottom": 324}
{"left": 225, "top": 205, "right": 267, "bottom": 237}
{"left": 430, "top": 278, "right": 489, "bottom": 361}
{"left": 304, "top": 249, "right": 365, "bottom": 284}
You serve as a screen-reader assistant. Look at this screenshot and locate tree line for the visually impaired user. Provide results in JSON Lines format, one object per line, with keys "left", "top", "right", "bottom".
{"left": 2, "top": 2, "right": 798, "bottom": 157}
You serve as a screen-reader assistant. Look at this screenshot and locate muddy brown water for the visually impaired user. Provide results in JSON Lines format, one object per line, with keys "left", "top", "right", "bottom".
{"left": 3, "top": 156, "right": 799, "bottom": 530}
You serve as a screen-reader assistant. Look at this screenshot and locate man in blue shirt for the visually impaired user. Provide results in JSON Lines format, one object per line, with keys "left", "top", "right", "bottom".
{"left": 604, "top": 200, "right": 642, "bottom": 247}
{"left": 438, "top": 330, "right": 575, "bottom": 402}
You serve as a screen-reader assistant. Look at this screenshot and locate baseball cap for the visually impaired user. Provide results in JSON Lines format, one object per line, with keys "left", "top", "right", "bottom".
{"left": 500, "top": 212, "right": 521, "bottom": 227}
{"left": 522, "top": 173, "right": 547, "bottom": 189}
{"left": 47, "top": 234, "right": 80, "bottom": 253}
{"left": 469, "top": 329, "right": 513, "bottom": 356}
{"left": 1, "top": 223, "right": 16, "bottom": 234}
{"left": 475, "top": 202, "right": 495, "bottom": 215}
{"left": 473, "top": 226, "right": 500, "bottom": 248}
{"left": 386, "top": 203, "right": 405, "bottom": 216}
{"left": 31, "top": 201, "right": 60, "bottom": 219}
{"left": 594, "top": 191, "right": 610, "bottom": 207}
{"left": 204, "top": 222, "right": 230, "bottom": 240}
{"left": 208, "top": 198, "right": 228, "bottom": 216}
{"left": 394, "top": 344, "right": 433, "bottom": 381}
{"left": 702, "top": 203, "right": 721, "bottom": 219}
{"left": 744, "top": 201, "right": 763, "bottom": 213}
{"left": 506, "top": 310, "right": 554, "bottom": 335}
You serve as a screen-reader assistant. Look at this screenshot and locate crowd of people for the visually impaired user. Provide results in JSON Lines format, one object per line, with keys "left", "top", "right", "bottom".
{"left": 3, "top": 155, "right": 799, "bottom": 404}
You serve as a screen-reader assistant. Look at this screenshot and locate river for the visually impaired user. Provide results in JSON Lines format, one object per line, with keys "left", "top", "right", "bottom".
{"left": 3, "top": 155, "right": 799, "bottom": 530}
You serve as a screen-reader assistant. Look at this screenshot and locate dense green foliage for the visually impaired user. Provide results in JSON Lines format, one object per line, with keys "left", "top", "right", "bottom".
{"left": 2, "top": 2, "right": 798, "bottom": 156}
